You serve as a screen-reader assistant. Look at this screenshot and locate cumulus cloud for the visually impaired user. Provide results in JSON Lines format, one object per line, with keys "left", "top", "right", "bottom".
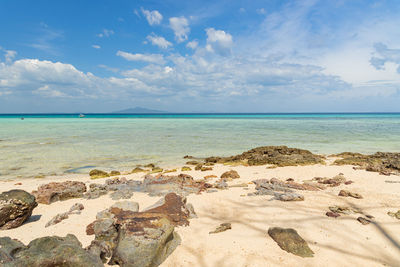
{"left": 141, "top": 8, "right": 163, "bottom": 25}
{"left": 186, "top": 40, "right": 198, "bottom": 49}
{"left": 169, "top": 17, "right": 190, "bottom": 43}
{"left": 92, "top": 45, "right": 101, "bottom": 49}
{"left": 97, "top": 29, "right": 114, "bottom": 38}
{"left": 116, "top": 51, "right": 165, "bottom": 64}
{"left": 370, "top": 43, "right": 400, "bottom": 73}
{"left": 205, "top": 28, "right": 233, "bottom": 56}
{"left": 2, "top": 50, "right": 17, "bottom": 63}
{"left": 146, "top": 34, "right": 172, "bottom": 49}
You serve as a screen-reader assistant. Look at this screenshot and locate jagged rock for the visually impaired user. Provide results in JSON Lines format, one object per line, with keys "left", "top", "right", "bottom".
{"left": 181, "top": 166, "right": 192, "bottom": 171}
{"left": 329, "top": 206, "right": 360, "bottom": 215}
{"left": 357, "top": 217, "right": 371, "bottom": 225}
{"left": 333, "top": 152, "right": 400, "bottom": 175}
{"left": 268, "top": 227, "right": 314, "bottom": 257}
{"left": 131, "top": 167, "right": 146, "bottom": 173}
{"left": 387, "top": 210, "right": 400, "bottom": 219}
{"left": 111, "top": 201, "right": 139, "bottom": 213}
{"left": 45, "top": 203, "right": 84, "bottom": 227}
{"left": 313, "top": 174, "right": 346, "bottom": 187}
{"left": 275, "top": 192, "right": 304, "bottom": 201}
{"left": 0, "top": 190, "right": 37, "bottom": 230}
{"left": 205, "top": 146, "right": 324, "bottom": 166}
{"left": 87, "top": 193, "right": 189, "bottom": 266}
{"left": 144, "top": 163, "right": 155, "bottom": 168}
{"left": 221, "top": 170, "right": 240, "bottom": 179}
{"left": 89, "top": 169, "right": 110, "bottom": 179}
{"left": 110, "top": 189, "right": 133, "bottom": 200}
{"left": 213, "top": 180, "right": 228, "bottom": 189}
{"left": 0, "top": 237, "right": 26, "bottom": 263}
{"left": 32, "top": 181, "right": 86, "bottom": 204}
{"left": 83, "top": 184, "right": 108, "bottom": 199}
{"left": 209, "top": 223, "right": 231, "bottom": 234}
{"left": 109, "top": 170, "right": 121, "bottom": 176}
{"left": 2, "top": 234, "right": 103, "bottom": 267}
{"left": 270, "top": 178, "right": 321, "bottom": 191}
{"left": 338, "top": 190, "right": 363, "bottom": 199}
{"left": 326, "top": 211, "right": 341, "bottom": 218}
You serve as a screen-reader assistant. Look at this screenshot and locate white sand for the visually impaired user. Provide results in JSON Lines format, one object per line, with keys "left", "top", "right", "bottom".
{"left": 1, "top": 160, "right": 400, "bottom": 267}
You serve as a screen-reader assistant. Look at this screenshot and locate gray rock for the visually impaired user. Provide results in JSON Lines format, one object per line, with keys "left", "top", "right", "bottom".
{"left": 111, "top": 201, "right": 139, "bottom": 212}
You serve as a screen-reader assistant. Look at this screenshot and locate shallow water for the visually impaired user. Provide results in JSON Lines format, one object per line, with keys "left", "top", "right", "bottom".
{"left": 0, "top": 113, "right": 399, "bottom": 179}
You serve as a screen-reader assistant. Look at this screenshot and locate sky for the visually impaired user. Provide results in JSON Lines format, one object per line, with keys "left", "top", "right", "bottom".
{"left": 1, "top": 0, "right": 400, "bottom": 113}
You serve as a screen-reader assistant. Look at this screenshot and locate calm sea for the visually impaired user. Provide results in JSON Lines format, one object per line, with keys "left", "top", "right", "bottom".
{"left": 1, "top": 113, "right": 399, "bottom": 179}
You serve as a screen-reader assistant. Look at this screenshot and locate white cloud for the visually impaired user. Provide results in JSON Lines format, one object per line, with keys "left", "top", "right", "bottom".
{"left": 116, "top": 51, "right": 165, "bottom": 64}
{"left": 3, "top": 50, "right": 17, "bottom": 63}
{"left": 92, "top": 45, "right": 101, "bottom": 49}
{"left": 256, "top": 8, "right": 266, "bottom": 14}
{"left": 141, "top": 8, "right": 163, "bottom": 25}
{"left": 169, "top": 17, "right": 190, "bottom": 43}
{"left": 205, "top": 28, "right": 233, "bottom": 56}
{"left": 97, "top": 29, "right": 114, "bottom": 38}
{"left": 186, "top": 40, "right": 198, "bottom": 49}
{"left": 33, "top": 85, "right": 67, "bottom": 98}
{"left": 146, "top": 34, "right": 172, "bottom": 49}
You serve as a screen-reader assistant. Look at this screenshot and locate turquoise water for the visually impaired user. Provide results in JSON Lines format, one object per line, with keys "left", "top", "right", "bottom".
{"left": 0, "top": 113, "right": 399, "bottom": 179}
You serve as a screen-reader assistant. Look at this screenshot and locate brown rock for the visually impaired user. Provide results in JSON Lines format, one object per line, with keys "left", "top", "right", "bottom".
{"left": 221, "top": 170, "right": 240, "bottom": 179}
{"left": 32, "top": 181, "right": 86, "bottom": 204}
{"left": 357, "top": 217, "right": 371, "bottom": 225}
{"left": 268, "top": 227, "right": 314, "bottom": 257}
{"left": 338, "top": 190, "right": 363, "bottom": 199}
{"left": 209, "top": 223, "right": 231, "bottom": 234}
{"left": 326, "top": 211, "right": 340, "bottom": 218}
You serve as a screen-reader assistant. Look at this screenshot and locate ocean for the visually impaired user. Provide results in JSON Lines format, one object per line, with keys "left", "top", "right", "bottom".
{"left": 1, "top": 113, "right": 399, "bottom": 179}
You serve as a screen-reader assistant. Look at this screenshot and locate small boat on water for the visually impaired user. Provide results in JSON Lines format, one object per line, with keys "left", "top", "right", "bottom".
{"left": 79, "top": 114, "right": 85, "bottom": 118}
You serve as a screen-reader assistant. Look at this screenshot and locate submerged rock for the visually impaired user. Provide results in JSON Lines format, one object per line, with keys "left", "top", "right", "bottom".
{"left": 109, "top": 170, "right": 121, "bottom": 176}
{"left": 205, "top": 146, "right": 324, "bottom": 166}
{"left": 209, "top": 223, "right": 231, "bottom": 234}
{"left": 181, "top": 166, "right": 192, "bottom": 171}
{"left": 0, "top": 190, "right": 37, "bottom": 230}
{"left": 131, "top": 167, "right": 146, "bottom": 173}
{"left": 268, "top": 227, "right": 314, "bottom": 257}
{"left": 32, "top": 181, "right": 86, "bottom": 204}
{"left": 186, "top": 161, "right": 200, "bottom": 165}
{"left": 89, "top": 169, "right": 110, "bottom": 179}
{"left": 333, "top": 152, "right": 400, "bottom": 175}
{"left": 221, "top": 170, "right": 240, "bottom": 179}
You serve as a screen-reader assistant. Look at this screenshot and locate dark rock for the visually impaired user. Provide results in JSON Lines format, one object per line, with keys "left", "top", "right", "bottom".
{"left": 32, "top": 181, "right": 86, "bottom": 204}
{"left": 89, "top": 169, "right": 109, "bottom": 179}
{"left": 201, "top": 167, "right": 213, "bottom": 171}
{"left": 268, "top": 227, "right": 314, "bottom": 257}
{"left": 205, "top": 146, "right": 324, "bottom": 167}
{"left": 0, "top": 190, "right": 37, "bottom": 230}
{"left": 338, "top": 190, "right": 363, "bottom": 199}
{"left": 186, "top": 161, "right": 200, "bottom": 165}
{"left": 183, "top": 155, "right": 193, "bottom": 159}
{"left": 209, "top": 223, "right": 231, "bottom": 234}
{"left": 2, "top": 234, "right": 103, "bottom": 267}
{"left": 221, "top": 170, "right": 240, "bottom": 179}
{"left": 329, "top": 206, "right": 360, "bottom": 215}
{"left": 387, "top": 210, "right": 400, "bottom": 219}
{"left": 144, "top": 163, "right": 155, "bottom": 168}
{"left": 109, "top": 170, "right": 121, "bottom": 176}
{"left": 326, "top": 211, "right": 341, "bottom": 218}
{"left": 194, "top": 164, "right": 203, "bottom": 170}
{"left": 83, "top": 184, "right": 108, "bottom": 199}
{"left": 181, "top": 166, "right": 192, "bottom": 171}
{"left": 344, "top": 181, "right": 354, "bottom": 185}
{"left": 357, "top": 217, "right": 371, "bottom": 225}
{"left": 0, "top": 237, "right": 26, "bottom": 264}
{"left": 131, "top": 167, "right": 146, "bottom": 173}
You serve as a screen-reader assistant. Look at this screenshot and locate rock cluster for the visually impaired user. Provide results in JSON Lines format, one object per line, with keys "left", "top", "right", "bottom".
{"left": 333, "top": 152, "right": 400, "bottom": 175}
{"left": 86, "top": 193, "right": 193, "bottom": 266}
{"left": 0, "top": 190, "right": 37, "bottom": 230}
{"left": 205, "top": 146, "right": 324, "bottom": 166}
{"left": 32, "top": 181, "right": 86, "bottom": 204}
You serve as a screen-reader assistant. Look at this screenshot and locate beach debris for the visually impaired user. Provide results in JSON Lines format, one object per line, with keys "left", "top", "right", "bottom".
{"left": 0, "top": 190, "right": 37, "bottom": 230}
{"left": 357, "top": 217, "right": 371, "bottom": 225}
{"left": 333, "top": 152, "right": 400, "bottom": 175}
{"left": 32, "top": 181, "right": 86, "bottom": 204}
{"left": 89, "top": 169, "right": 109, "bottom": 179}
{"left": 45, "top": 203, "right": 84, "bottom": 227}
{"left": 326, "top": 211, "right": 341, "bottom": 218}
{"left": 0, "top": 234, "right": 103, "bottom": 266}
{"left": 209, "top": 223, "right": 232, "bottom": 234}
{"left": 131, "top": 167, "right": 146, "bottom": 173}
{"left": 109, "top": 170, "right": 121, "bottom": 176}
{"left": 338, "top": 190, "right": 363, "bottom": 199}
{"left": 221, "top": 170, "right": 240, "bottom": 179}
{"left": 205, "top": 146, "right": 324, "bottom": 167}
{"left": 86, "top": 193, "right": 191, "bottom": 265}
{"left": 385, "top": 180, "right": 400, "bottom": 183}
{"left": 387, "top": 210, "right": 400, "bottom": 219}
{"left": 181, "top": 166, "right": 192, "bottom": 171}
{"left": 268, "top": 227, "right": 314, "bottom": 257}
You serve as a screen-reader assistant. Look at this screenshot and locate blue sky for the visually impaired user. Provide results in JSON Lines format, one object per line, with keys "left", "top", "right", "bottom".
{"left": 1, "top": 0, "right": 400, "bottom": 112}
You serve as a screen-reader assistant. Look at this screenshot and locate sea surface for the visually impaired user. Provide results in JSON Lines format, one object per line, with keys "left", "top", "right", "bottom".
{"left": 1, "top": 113, "right": 400, "bottom": 179}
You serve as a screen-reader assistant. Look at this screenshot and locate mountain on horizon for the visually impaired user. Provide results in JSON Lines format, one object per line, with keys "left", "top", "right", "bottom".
{"left": 112, "top": 107, "right": 166, "bottom": 113}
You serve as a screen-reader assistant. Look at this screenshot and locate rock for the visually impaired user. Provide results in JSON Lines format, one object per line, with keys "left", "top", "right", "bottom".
{"left": 357, "top": 217, "right": 371, "bottom": 225}
{"left": 313, "top": 174, "right": 347, "bottom": 187}
{"left": 181, "top": 166, "right": 192, "bottom": 171}
{"left": 183, "top": 155, "right": 193, "bottom": 159}
{"left": 213, "top": 180, "right": 228, "bottom": 189}
{"left": 110, "top": 189, "right": 133, "bottom": 200}
{"left": 131, "top": 167, "right": 146, "bottom": 173}
{"left": 206, "top": 189, "right": 218, "bottom": 193}
{"left": 3, "top": 234, "right": 103, "bottom": 267}
{"left": 209, "top": 223, "right": 231, "bottom": 234}
{"left": 221, "top": 170, "right": 240, "bottom": 179}
{"left": 326, "top": 211, "right": 341, "bottom": 218}
{"left": 45, "top": 203, "right": 84, "bottom": 227}
{"left": 83, "top": 184, "right": 108, "bottom": 199}
{"left": 144, "top": 163, "right": 155, "bottom": 168}
{"left": 338, "top": 190, "right": 363, "bottom": 199}
{"left": 89, "top": 169, "right": 110, "bottom": 179}
{"left": 163, "top": 169, "right": 177, "bottom": 173}
{"left": 111, "top": 201, "right": 139, "bottom": 213}
{"left": 194, "top": 164, "right": 203, "bottom": 170}
{"left": 268, "top": 227, "right": 314, "bottom": 257}
{"left": 275, "top": 192, "right": 304, "bottom": 201}
{"left": 32, "top": 181, "right": 86, "bottom": 204}
{"left": 333, "top": 152, "right": 400, "bottom": 175}
{"left": 186, "top": 161, "right": 200, "bottom": 165}
{"left": 150, "top": 167, "right": 163, "bottom": 174}
{"left": 329, "top": 206, "right": 359, "bottom": 215}
{"left": 0, "top": 190, "right": 37, "bottom": 230}
{"left": 0, "top": 237, "right": 26, "bottom": 264}
{"left": 201, "top": 167, "right": 213, "bottom": 171}
{"left": 204, "top": 162, "right": 215, "bottom": 166}
{"left": 109, "top": 170, "right": 121, "bottom": 176}
{"left": 204, "top": 175, "right": 217, "bottom": 179}
{"left": 387, "top": 210, "right": 400, "bottom": 219}
{"left": 270, "top": 178, "right": 320, "bottom": 191}
{"left": 205, "top": 146, "right": 324, "bottom": 167}
{"left": 344, "top": 180, "right": 354, "bottom": 185}
{"left": 106, "top": 177, "right": 128, "bottom": 185}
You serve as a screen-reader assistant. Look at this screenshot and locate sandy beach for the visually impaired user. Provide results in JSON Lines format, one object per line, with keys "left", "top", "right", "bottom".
{"left": 1, "top": 154, "right": 400, "bottom": 267}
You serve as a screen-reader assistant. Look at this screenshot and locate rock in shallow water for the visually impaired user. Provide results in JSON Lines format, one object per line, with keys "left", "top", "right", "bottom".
{"left": 268, "top": 227, "right": 314, "bottom": 257}
{"left": 0, "top": 190, "right": 37, "bottom": 230}
{"left": 32, "top": 181, "right": 86, "bottom": 204}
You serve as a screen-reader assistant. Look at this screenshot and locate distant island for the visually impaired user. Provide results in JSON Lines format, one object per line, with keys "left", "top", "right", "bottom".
{"left": 112, "top": 107, "right": 166, "bottom": 113}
